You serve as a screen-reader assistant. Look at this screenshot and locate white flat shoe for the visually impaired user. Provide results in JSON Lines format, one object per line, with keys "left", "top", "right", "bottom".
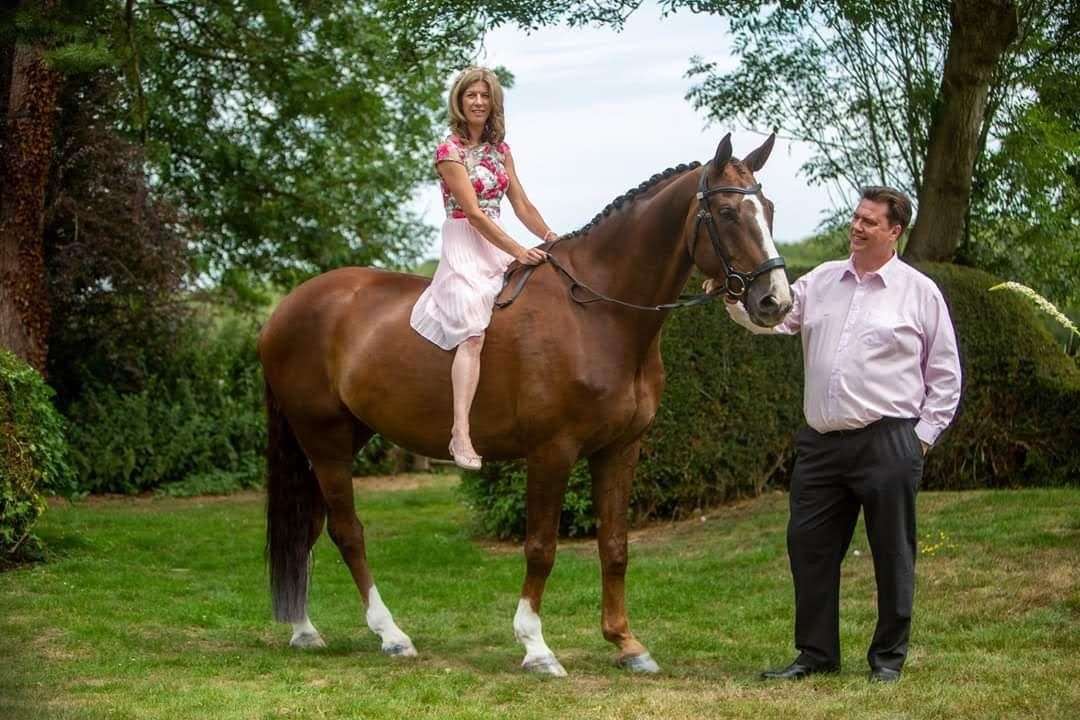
{"left": 449, "top": 441, "right": 482, "bottom": 471}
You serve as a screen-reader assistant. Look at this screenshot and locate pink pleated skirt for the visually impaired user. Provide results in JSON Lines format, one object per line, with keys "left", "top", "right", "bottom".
{"left": 410, "top": 217, "right": 515, "bottom": 351}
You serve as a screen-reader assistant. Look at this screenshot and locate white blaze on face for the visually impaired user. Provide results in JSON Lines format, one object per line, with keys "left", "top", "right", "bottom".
{"left": 513, "top": 597, "right": 555, "bottom": 663}
{"left": 745, "top": 195, "right": 793, "bottom": 307}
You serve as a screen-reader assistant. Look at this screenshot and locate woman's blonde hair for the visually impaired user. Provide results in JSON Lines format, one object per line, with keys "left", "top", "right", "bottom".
{"left": 448, "top": 66, "right": 506, "bottom": 145}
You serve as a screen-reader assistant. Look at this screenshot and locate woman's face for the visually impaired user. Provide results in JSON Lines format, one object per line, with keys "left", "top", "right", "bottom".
{"left": 461, "top": 81, "right": 491, "bottom": 127}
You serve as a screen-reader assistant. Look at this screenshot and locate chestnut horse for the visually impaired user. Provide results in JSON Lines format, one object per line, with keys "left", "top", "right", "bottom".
{"left": 258, "top": 133, "right": 792, "bottom": 676}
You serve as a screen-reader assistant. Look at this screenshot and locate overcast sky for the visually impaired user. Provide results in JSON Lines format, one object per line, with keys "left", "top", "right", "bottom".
{"left": 410, "top": 3, "right": 837, "bottom": 257}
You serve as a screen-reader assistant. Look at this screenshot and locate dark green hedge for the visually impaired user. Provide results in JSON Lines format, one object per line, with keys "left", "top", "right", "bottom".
{"left": 920, "top": 264, "right": 1080, "bottom": 487}
{"left": 64, "top": 312, "right": 398, "bottom": 497}
{"left": 0, "top": 351, "right": 75, "bottom": 563}
{"left": 64, "top": 316, "right": 266, "bottom": 495}
{"left": 460, "top": 263, "right": 1080, "bottom": 538}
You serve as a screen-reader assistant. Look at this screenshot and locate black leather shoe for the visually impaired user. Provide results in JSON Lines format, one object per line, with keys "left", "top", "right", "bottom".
{"left": 869, "top": 666, "right": 901, "bottom": 683}
{"left": 760, "top": 661, "right": 839, "bottom": 680}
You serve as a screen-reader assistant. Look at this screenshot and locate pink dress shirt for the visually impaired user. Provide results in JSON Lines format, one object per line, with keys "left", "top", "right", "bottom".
{"left": 726, "top": 254, "right": 962, "bottom": 445}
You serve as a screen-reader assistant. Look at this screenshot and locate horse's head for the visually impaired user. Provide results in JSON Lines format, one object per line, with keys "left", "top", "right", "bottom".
{"left": 686, "top": 134, "right": 793, "bottom": 327}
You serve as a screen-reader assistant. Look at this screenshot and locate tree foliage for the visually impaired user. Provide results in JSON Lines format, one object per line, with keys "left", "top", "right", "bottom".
{"left": 963, "top": 2, "right": 1080, "bottom": 308}
{"left": 123, "top": 0, "right": 480, "bottom": 293}
{"left": 119, "top": 0, "right": 643, "bottom": 295}
{"left": 682, "top": 0, "right": 1080, "bottom": 305}
{"left": 43, "top": 70, "right": 190, "bottom": 402}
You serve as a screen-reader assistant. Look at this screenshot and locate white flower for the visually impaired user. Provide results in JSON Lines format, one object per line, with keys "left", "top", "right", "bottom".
{"left": 989, "top": 282, "right": 1079, "bottom": 338}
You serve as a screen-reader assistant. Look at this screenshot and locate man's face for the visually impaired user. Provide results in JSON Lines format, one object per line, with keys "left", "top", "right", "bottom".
{"left": 849, "top": 199, "right": 901, "bottom": 259}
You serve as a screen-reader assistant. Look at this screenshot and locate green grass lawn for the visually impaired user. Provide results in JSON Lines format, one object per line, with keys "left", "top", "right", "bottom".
{"left": 2, "top": 478, "right": 1078, "bottom": 719}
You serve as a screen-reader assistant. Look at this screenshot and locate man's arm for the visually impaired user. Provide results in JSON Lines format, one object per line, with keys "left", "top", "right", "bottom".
{"left": 915, "top": 288, "right": 962, "bottom": 449}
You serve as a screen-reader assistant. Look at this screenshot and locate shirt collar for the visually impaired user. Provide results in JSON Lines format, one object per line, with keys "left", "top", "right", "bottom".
{"left": 841, "top": 251, "right": 899, "bottom": 287}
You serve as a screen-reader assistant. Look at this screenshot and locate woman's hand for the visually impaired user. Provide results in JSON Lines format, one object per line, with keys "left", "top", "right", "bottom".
{"left": 515, "top": 246, "right": 548, "bottom": 266}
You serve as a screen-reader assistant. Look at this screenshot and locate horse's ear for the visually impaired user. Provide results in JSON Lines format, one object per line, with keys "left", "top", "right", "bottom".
{"left": 713, "top": 133, "right": 733, "bottom": 168}
{"left": 742, "top": 132, "right": 776, "bottom": 172}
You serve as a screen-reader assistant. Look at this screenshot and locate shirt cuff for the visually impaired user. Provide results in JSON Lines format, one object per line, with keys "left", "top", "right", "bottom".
{"left": 914, "top": 420, "right": 941, "bottom": 446}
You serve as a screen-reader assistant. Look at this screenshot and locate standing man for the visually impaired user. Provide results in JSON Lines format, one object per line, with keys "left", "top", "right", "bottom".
{"left": 717, "top": 186, "right": 962, "bottom": 683}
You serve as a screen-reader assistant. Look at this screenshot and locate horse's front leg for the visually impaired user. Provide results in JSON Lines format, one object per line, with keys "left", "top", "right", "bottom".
{"left": 514, "top": 443, "right": 575, "bottom": 677}
{"left": 589, "top": 440, "right": 660, "bottom": 673}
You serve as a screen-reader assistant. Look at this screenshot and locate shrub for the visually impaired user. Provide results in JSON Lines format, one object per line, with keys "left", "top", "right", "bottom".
{"left": 352, "top": 434, "right": 400, "bottom": 478}
{"left": 463, "top": 264, "right": 1080, "bottom": 538}
{"left": 64, "top": 315, "right": 265, "bottom": 494}
{"left": 62, "top": 302, "right": 408, "bottom": 496}
{"left": 920, "top": 264, "right": 1080, "bottom": 488}
{"left": 460, "top": 461, "right": 595, "bottom": 540}
{"left": 0, "top": 351, "right": 76, "bottom": 563}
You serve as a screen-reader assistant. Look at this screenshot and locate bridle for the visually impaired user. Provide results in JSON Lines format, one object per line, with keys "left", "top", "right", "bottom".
{"left": 495, "top": 161, "right": 787, "bottom": 312}
{"left": 690, "top": 161, "right": 786, "bottom": 300}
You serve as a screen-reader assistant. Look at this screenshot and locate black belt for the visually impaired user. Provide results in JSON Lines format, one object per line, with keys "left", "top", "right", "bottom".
{"left": 815, "top": 417, "right": 916, "bottom": 438}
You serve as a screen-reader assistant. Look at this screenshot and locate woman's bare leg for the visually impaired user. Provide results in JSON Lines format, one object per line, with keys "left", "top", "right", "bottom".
{"left": 450, "top": 332, "right": 484, "bottom": 458}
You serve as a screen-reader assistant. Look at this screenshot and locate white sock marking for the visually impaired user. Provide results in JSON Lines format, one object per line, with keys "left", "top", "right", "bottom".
{"left": 291, "top": 615, "right": 317, "bottom": 635}
{"left": 289, "top": 615, "right": 324, "bottom": 647}
{"left": 365, "top": 585, "right": 415, "bottom": 651}
{"left": 513, "top": 598, "right": 555, "bottom": 663}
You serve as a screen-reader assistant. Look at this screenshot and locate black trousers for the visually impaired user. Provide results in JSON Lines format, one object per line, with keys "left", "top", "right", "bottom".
{"left": 788, "top": 417, "right": 924, "bottom": 672}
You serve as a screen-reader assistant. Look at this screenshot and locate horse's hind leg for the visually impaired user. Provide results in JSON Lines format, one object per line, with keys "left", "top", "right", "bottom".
{"left": 300, "top": 418, "right": 417, "bottom": 657}
{"left": 589, "top": 440, "right": 660, "bottom": 673}
{"left": 514, "top": 442, "right": 575, "bottom": 677}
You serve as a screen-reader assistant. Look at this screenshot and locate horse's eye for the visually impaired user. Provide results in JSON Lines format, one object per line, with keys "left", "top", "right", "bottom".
{"left": 718, "top": 206, "right": 738, "bottom": 222}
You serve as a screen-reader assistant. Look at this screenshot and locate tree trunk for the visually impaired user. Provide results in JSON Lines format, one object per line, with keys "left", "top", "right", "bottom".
{"left": 0, "top": 0, "right": 61, "bottom": 372}
{"left": 904, "top": 0, "right": 1018, "bottom": 261}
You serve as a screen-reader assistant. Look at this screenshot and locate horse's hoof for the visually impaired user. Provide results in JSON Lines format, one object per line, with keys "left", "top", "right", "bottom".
{"left": 382, "top": 641, "right": 418, "bottom": 657}
{"left": 522, "top": 654, "right": 568, "bottom": 677}
{"left": 289, "top": 632, "right": 326, "bottom": 649}
{"left": 617, "top": 652, "right": 661, "bottom": 674}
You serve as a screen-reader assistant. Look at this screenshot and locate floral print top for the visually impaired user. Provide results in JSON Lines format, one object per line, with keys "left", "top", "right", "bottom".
{"left": 435, "top": 135, "right": 511, "bottom": 220}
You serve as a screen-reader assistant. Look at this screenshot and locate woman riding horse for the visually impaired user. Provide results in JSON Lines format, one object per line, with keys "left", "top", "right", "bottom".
{"left": 411, "top": 66, "right": 555, "bottom": 472}
{"left": 259, "top": 131, "right": 792, "bottom": 676}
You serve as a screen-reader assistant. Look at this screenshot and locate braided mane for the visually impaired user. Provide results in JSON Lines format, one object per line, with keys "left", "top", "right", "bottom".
{"left": 562, "top": 161, "right": 703, "bottom": 240}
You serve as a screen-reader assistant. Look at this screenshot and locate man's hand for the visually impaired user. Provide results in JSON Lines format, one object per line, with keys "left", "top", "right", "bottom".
{"left": 702, "top": 277, "right": 738, "bottom": 304}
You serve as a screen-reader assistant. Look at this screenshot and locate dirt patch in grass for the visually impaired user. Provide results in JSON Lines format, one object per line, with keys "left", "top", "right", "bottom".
{"left": 1012, "top": 550, "right": 1078, "bottom": 613}
{"left": 31, "top": 627, "right": 89, "bottom": 663}
{"left": 49, "top": 473, "right": 458, "bottom": 510}
{"left": 920, "top": 545, "right": 1078, "bottom": 619}
{"left": 353, "top": 473, "right": 459, "bottom": 493}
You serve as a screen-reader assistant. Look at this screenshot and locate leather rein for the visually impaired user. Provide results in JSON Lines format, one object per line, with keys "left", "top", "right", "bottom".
{"left": 495, "top": 161, "right": 786, "bottom": 312}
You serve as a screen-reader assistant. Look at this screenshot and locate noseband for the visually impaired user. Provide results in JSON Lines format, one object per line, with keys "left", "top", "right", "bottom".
{"left": 690, "top": 162, "right": 786, "bottom": 300}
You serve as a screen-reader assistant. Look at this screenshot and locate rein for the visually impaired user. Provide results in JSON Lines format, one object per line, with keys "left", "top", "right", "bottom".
{"left": 495, "top": 161, "right": 786, "bottom": 312}
{"left": 494, "top": 242, "right": 719, "bottom": 313}
{"left": 547, "top": 252, "right": 718, "bottom": 312}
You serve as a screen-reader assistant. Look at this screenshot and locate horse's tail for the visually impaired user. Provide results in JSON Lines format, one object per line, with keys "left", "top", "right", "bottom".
{"left": 264, "top": 379, "right": 326, "bottom": 623}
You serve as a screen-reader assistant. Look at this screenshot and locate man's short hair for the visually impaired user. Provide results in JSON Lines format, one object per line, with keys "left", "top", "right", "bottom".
{"left": 860, "top": 186, "right": 913, "bottom": 233}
